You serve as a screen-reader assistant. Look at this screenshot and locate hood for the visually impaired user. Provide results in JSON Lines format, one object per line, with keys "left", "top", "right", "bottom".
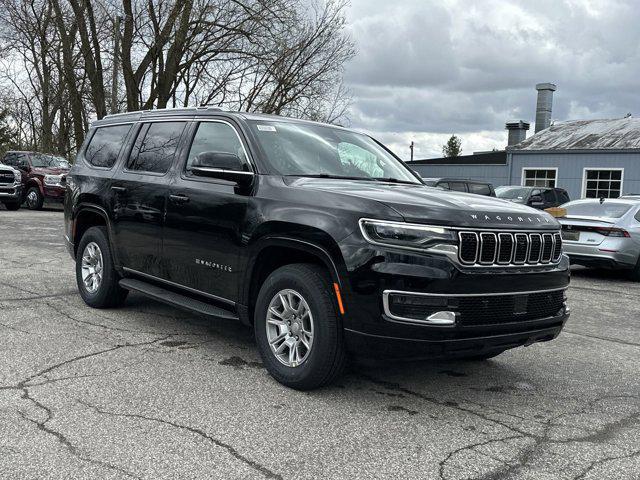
{"left": 287, "top": 178, "right": 559, "bottom": 230}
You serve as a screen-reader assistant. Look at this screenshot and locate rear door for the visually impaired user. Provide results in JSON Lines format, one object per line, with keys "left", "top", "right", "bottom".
{"left": 110, "top": 121, "right": 188, "bottom": 277}
{"left": 162, "top": 119, "right": 253, "bottom": 303}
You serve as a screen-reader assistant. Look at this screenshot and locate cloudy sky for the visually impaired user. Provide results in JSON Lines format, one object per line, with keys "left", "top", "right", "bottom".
{"left": 343, "top": 0, "right": 640, "bottom": 159}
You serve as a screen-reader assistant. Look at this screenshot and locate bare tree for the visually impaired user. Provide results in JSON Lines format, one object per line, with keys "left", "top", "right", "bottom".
{"left": 0, "top": 0, "right": 355, "bottom": 155}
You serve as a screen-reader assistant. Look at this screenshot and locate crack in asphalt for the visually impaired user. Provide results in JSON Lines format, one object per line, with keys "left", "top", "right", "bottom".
{"left": 573, "top": 449, "right": 640, "bottom": 479}
{"left": 78, "top": 400, "right": 283, "bottom": 479}
{"left": 563, "top": 329, "right": 640, "bottom": 348}
{"left": 359, "top": 374, "right": 640, "bottom": 480}
{"left": 3, "top": 336, "right": 172, "bottom": 479}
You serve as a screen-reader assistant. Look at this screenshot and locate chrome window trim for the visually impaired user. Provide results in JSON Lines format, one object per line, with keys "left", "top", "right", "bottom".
{"left": 382, "top": 287, "right": 568, "bottom": 325}
{"left": 185, "top": 119, "right": 256, "bottom": 174}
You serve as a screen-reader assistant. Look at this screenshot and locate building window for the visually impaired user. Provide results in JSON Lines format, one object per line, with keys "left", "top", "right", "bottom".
{"left": 583, "top": 169, "right": 623, "bottom": 199}
{"left": 522, "top": 168, "right": 557, "bottom": 187}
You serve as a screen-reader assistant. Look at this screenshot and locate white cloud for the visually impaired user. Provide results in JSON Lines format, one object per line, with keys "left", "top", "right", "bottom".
{"left": 344, "top": 0, "right": 640, "bottom": 157}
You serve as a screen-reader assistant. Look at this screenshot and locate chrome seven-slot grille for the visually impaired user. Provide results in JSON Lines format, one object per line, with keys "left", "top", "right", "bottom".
{"left": 458, "top": 231, "right": 562, "bottom": 266}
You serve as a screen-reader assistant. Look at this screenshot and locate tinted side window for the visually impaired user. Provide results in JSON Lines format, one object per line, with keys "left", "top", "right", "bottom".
{"left": 128, "top": 122, "right": 186, "bottom": 174}
{"left": 437, "top": 182, "right": 450, "bottom": 190}
{"left": 469, "top": 183, "right": 491, "bottom": 195}
{"left": 449, "top": 182, "right": 467, "bottom": 192}
{"left": 542, "top": 190, "right": 556, "bottom": 203}
{"left": 186, "top": 122, "right": 247, "bottom": 171}
{"left": 85, "top": 125, "right": 132, "bottom": 168}
{"left": 556, "top": 190, "right": 570, "bottom": 203}
{"left": 635, "top": 209, "right": 640, "bottom": 222}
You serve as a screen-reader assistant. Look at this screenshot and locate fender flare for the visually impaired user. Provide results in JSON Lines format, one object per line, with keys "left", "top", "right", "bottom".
{"left": 240, "top": 235, "right": 346, "bottom": 307}
{"left": 26, "top": 178, "right": 44, "bottom": 195}
{"left": 72, "top": 203, "right": 120, "bottom": 266}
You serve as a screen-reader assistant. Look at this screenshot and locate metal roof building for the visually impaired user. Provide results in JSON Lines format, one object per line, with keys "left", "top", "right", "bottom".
{"left": 410, "top": 85, "right": 640, "bottom": 200}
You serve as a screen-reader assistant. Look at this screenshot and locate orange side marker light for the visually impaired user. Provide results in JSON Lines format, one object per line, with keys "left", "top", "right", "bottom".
{"left": 333, "top": 283, "right": 345, "bottom": 315}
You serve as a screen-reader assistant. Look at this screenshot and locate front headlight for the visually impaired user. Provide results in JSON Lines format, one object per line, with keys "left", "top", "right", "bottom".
{"left": 359, "top": 219, "right": 456, "bottom": 250}
{"left": 13, "top": 170, "right": 21, "bottom": 183}
{"left": 44, "top": 174, "right": 63, "bottom": 186}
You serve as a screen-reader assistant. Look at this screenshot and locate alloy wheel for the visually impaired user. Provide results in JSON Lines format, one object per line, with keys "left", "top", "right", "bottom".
{"left": 81, "top": 242, "right": 104, "bottom": 294}
{"left": 266, "top": 289, "right": 314, "bottom": 367}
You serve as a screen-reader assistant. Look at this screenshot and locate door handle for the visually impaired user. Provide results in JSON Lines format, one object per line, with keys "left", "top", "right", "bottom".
{"left": 169, "top": 194, "right": 190, "bottom": 204}
{"left": 111, "top": 186, "right": 127, "bottom": 193}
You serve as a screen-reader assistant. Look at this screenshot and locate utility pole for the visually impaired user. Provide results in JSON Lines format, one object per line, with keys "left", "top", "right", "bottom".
{"left": 111, "top": 15, "right": 122, "bottom": 114}
{"left": 409, "top": 141, "right": 414, "bottom": 162}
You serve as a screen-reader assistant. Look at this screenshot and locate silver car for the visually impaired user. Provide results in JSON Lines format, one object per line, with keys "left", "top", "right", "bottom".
{"left": 559, "top": 198, "right": 640, "bottom": 280}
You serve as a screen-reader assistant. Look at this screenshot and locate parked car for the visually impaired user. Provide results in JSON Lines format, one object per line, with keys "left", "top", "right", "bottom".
{"left": 558, "top": 198, "right": 640, "bottom": 279}
{"left": 0, "top": 151, "right": 70, "bottom": 210}
{"left": 496, "top": 186, "right": 570, "bottom": 210}
{"left": 65, "top": 107, "right": 570, "bottom": 389}
{"left": 421, "top": 177, "right": 496, "bottom": 196}
{"left": 0, "top": 163, "right": 23, "bottom": 210}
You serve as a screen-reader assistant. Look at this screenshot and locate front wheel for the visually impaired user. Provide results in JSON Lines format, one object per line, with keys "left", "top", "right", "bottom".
{"left": 254, "top": 264, "right": 346, "bottom": 390}
{"left": 25, "top": 187, "right": 44, "bottom": 210}
{"left": 76, "top": 226, "right": 128, "bottom": 308}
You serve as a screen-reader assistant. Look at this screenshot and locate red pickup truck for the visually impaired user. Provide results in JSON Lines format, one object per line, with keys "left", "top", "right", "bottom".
{"left": 1, "top": 151, "right": 70, "bottom": 210}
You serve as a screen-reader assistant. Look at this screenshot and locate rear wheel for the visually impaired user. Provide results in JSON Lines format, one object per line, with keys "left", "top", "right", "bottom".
{"left": 76, "top": 226, "right": 128, "bottom": 308}
{"left": 25, "top": 187, "right": 44, "bottom": 210}
{"left": 3, "top": 201, "right": 20, "bottom": 211}
{"left": 254, "top": 264, "right": 346, "bottom": 390}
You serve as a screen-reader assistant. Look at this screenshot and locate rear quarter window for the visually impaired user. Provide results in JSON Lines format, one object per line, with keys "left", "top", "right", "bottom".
{"left": 468, "top": 183, "right": 491, "bottom": 195}
{"left": 85, "top": 124, "right": 132, "bottom": 168}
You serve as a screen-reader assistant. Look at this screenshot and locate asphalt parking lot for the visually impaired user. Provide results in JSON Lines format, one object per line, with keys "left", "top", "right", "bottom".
{"left": 1, "top": 208, "right": 638, "bottom": 480}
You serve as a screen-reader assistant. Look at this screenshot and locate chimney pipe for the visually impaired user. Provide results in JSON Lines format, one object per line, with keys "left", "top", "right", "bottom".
{"left": 506, "top": 120, "right": 530, "bottom": 146}
{"left": 534, "top": 83, "right": 556, "bottom": 133}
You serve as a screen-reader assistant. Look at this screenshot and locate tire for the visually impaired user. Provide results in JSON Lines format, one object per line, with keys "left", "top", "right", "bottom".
{"left": 254, "top": 263, "right": 346, "bottom": 390}
{"left": 629, "top": 258, "right": 640, "bottom": 282}
{"left": 25, "top": 186, "right": 44, "bottom": 210}
{"left": 3, "top": 201, "right": 20, "bottom": 211}
{"left": 76, "top": 226, "right": 128, "bottom": 308}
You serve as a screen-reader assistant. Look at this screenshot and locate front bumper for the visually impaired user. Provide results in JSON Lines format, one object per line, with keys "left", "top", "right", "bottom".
{"left": 563, "top": 241, "right": 638, "bottom": 269}
{"left": 43, "top": 185, "right": 65, "bottom": 202}
{"left": 345, "top": 311, "right": 568, "bottom": 360}
{"left": 338, "top": 234, "right": 571, "bottom": 360}
{"left": 0, "top": 185, "right": 23, "bottom": 203}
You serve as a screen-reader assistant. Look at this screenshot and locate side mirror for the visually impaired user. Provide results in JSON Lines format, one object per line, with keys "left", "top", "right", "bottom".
{"left": 529, "top": 194, "right": 544, "bottom": 206}
{"left": 191, "top": 152, "right": 254, "bottom": 186}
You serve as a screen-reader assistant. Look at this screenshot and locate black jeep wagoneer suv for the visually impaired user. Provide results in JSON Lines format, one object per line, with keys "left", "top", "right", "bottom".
{"left": 64, "top": 107, "right": 570, "bottom": 389}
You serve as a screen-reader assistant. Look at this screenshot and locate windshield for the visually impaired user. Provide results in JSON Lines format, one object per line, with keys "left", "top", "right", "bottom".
{"left": 31, "top": 154, "right": 70, "bottom": 169}
{"left": 562, "top": 201, "right": 632, "bottom": 218}
{"left": 248, "top": 120, "right": 420, "bottom": 183}
{"left": 495, "top": 186, "right": 530, "bottom": 200}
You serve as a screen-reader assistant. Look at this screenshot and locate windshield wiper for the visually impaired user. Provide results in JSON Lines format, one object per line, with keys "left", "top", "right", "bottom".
{"left": 284, "top": 174, "right": 375, "bottom": 181}
{"left": 372, "top": 177, "right": 419, "bottom": 185}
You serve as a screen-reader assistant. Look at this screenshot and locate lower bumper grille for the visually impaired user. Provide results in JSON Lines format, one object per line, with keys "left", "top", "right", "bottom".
{"left": 385, "top": 289, "right": 566, "bottom": 326}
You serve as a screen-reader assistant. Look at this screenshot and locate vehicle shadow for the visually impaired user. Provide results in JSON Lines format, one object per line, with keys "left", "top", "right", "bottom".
{"left": 570, "top": 265, "right": 634, "bottom": 282}
{"left": 122, "top": 293, "right": 538, "bottom": 399}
